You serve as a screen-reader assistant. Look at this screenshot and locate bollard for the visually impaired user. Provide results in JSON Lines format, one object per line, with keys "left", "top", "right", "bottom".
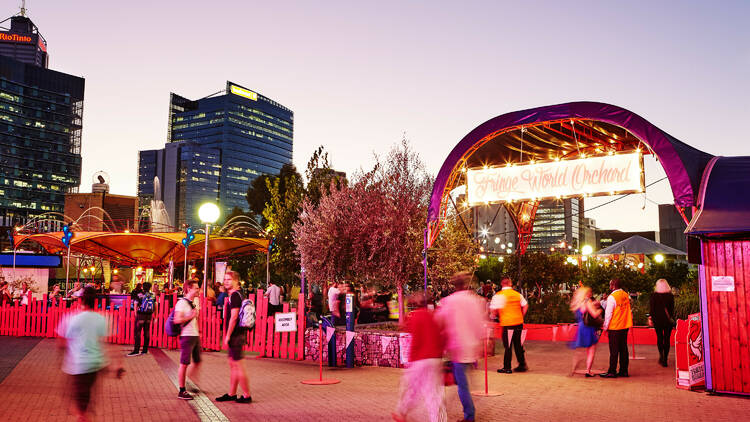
{"left": 322, "top": 316, "right": 336, "bottom": 367}
{"left": 345, "top": 293, "right": 354, "bottom": 368}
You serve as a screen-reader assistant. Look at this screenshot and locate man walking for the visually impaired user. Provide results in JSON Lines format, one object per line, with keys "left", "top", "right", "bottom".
{"left": 216, "top": 270, "right": 252, "bottom": 403}
{"left": 174, "top": 279, "right": 202, "bottom": 400}
{"left": 128, "top": 281, "right": 156, "bottom": 356}
{"left": 490, "top": 277, "right": 529, "bottom": 373}
{"left": 600, "top": 278, "right": 633, "bottom": 378}
{"left": 435, "top": 272, "right": 488, "bottom": 422}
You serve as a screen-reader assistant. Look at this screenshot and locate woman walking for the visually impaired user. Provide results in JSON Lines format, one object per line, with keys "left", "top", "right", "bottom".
{"left": 649, "top": 279, "right": 675, "bottom": 367}
{"left": 570, "top": 287, "right": 602, "bottom": 377}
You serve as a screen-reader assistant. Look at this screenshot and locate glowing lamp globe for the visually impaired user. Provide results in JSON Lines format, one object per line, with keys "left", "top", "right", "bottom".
{"left": 581, "top": 245, "right": 593, "bottom": 256}
{"left": 199, "top": 203, "right": 220, "bottom": 224}
{"left": 654, "top": 254, "right": 665, "bottom": 264}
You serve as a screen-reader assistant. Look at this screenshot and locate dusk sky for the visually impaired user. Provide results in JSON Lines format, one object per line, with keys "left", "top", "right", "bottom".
{"left": 18, "top": 0, "right": 750, "bottom": 232}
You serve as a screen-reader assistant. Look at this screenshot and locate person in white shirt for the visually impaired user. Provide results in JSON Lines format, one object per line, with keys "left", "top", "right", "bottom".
{"left": 265, "top": 281, "right": 282, "bottom": 315}
{"left": 174, "top": 279, "right": 202, "bottom": 400}
{"left": 327, "top": 282, "right": 340, "bottom": 314}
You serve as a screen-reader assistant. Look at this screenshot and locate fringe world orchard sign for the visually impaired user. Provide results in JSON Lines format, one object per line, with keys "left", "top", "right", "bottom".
{"left": 466, "top": 152, "right": 643, "bottom": 205}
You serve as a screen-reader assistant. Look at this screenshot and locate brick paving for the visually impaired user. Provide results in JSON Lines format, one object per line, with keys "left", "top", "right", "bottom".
{"left": 1, "top": 336, "right": 749, "bottom": 421}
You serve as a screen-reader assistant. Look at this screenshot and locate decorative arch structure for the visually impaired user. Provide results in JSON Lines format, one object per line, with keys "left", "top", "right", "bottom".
{"left": 426, "top": 101, "right": 713, "bottom": 250}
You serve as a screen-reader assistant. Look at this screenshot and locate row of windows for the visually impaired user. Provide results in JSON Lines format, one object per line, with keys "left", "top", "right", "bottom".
{"left": 0, "top": 79, "right": 75, "bottom": 105}
{"left": 227, "top": 109, "right": 292, "bottom": 134}
{"left": 0, "top": 98, "right": 77, "bottom": 126}
{"left": 227, "top": 116, "right": 293, "bottom": 143}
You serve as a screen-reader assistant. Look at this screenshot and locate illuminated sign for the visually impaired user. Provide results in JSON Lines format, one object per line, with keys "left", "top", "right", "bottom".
{"left": 0, "top": 32, "right": 33, "bottom": 44}
{"left": 230, "top": 85, "right": 258, "bottom": 101}
{"left": 466, "top": 152, "right": 643, "bottom": 204}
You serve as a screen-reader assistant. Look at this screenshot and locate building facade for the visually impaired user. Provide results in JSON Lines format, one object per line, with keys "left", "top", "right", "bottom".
{"left": 527, "top": 198, "right": 584, "bottom": 252}
{"left": 598, "top": 229, "right": 656, "bottom": 250}
{"left": 0, "top": 13, "right": 84, "bottom": 229}
{"left": 138, "top": 82, "right": 293, "bottom": 229}
{"left": 64, "top": 193, "right": 139, "bottom": 232}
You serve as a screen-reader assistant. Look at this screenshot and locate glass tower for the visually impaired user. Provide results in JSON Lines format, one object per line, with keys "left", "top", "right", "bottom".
{"left": 139, "top": 81, "right": 293, "bottom": 229}
{"left": 0, "top": 13, "right": 84, "bottom": 228}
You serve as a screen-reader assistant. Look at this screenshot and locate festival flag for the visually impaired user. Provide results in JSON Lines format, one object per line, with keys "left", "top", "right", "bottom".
{"left": 325, "top": 326, "right": 335, "bottom": 344}
{"left": 345, "top": 331, "right": 356, "bottom": 348}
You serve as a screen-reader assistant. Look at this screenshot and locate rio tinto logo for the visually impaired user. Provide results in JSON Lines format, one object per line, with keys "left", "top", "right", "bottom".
{"left": 0, "top": 32, "right": 33, "bottom": 43}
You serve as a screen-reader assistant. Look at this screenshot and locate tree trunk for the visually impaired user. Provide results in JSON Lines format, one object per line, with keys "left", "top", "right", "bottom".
{"left": 397, "top": 283, "right": 405, "bottom": 325}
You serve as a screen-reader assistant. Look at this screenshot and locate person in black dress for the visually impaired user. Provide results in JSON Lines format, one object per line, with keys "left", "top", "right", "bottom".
{"left": 649, "top": 279, "right": 675, "bottom": 367}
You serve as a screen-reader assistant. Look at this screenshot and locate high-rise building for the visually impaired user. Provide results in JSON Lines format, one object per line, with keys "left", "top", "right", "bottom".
{"left": 138, "top": 82, "right": 293, "bottom": 228}
{"left": 1, "top": 11, "right": 84, "bottom": 229}
{"left": 0, "top": 14, "right": 48, "bottom": 68}
{"left": 527, "top": 198, "right": 584, "bottom": 252}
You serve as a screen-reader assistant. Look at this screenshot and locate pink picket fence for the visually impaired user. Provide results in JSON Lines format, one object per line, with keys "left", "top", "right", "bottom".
{"left": 0, "top": 289, "right": 305, "bottom": 360}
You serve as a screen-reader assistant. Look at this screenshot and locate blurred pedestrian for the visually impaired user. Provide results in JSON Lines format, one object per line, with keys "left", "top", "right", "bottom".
{"left": 265, "top": 280, "right": 282, "bottom": 315}
{"left": 435, "top": 271, "right": 487, "bottom": 422}
{"left": 649, "top": 279, "right": 675, "bottom": 367}
{"left": 392, "top": 292, "right": 446, "bottom": 422}
{"left": 600, "top": 278, "right": 633, "bottom": 378}
{"left": 569, "top": 287, "right": 602, "bottom": 376}
{"left": 57, "top": 286, "right": 123, "bottom": 422}
{"left": 490, "top": 277, "right": 529, "bottom": 373}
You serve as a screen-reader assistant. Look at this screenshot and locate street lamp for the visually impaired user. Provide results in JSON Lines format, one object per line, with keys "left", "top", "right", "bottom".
{"left": 199, "top": 202, "right": 220, "bottom": 296}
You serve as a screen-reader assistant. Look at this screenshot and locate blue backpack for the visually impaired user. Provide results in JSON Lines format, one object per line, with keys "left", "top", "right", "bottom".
{"left": 138, "top": 293, "right": 155, "bottom": 314}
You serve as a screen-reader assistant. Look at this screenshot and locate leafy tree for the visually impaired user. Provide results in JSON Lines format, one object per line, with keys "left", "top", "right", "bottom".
{"left": 304, "top": 146, "right": 347, "bottom": 208}
{"left": 263, "top": 165, "right": 305, "bottom": 286}
{"left": 429, "top": 216, "right": 479, "bottom": 292}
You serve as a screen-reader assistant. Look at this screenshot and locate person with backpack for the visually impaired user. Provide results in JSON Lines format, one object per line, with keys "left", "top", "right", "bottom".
{"left": 216, "top": 270, "right": 252, "bottom": 404}
{"left": 173, "top": 279, "right": 202, "bottom": 400}
{"left": 128, "top": 281, "right": 156, "bottom": 356}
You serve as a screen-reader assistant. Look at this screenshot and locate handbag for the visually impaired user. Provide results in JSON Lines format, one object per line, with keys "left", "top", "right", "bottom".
{"left": 442, "top": 361, "right": 455, "bottom": 386}
{"left": 583, "top": 307, "right": 604, "bottom": 329}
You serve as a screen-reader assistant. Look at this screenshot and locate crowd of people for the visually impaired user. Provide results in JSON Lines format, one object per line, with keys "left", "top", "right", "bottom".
{"left": 391, "top": 273, "right": 677, "bottom": 422}
{"left": 17, "top": 266, "right": 676, "bottom": 422}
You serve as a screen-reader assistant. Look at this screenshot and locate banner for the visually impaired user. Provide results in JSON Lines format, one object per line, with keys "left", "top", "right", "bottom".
{"left": 467, "top": 152, "right": 643, "bottom": 204}
{"left": 325, "top": 326, "right": 335, "bottom": 344}
{"left": 345, "top": 331, "right": 356, "bottom": 349}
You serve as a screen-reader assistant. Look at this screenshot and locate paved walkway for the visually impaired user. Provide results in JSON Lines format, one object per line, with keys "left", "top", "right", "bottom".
{"left": 0, "top": 336, "right": 748, "bottom": 421}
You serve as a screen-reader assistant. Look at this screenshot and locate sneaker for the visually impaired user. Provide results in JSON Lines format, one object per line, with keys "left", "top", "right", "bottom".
{"left": 177, "top": 391, "right": 193, "bottom": 400}
{"left": 215, "top": 394, "right": 237, "bottom": 402}
{"left": 126, "top": 352, "right": 140, "bottom": 357}
{"left": 235, "top": 395, "right": 252, "bottom": 404}
{"left": 497, "top": 368, "right": 512, "bottom": 374}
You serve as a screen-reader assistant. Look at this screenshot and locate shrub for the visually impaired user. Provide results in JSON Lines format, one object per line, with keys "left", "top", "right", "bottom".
{"left": 525, "top": 293, "right": 575, "bottom": 324}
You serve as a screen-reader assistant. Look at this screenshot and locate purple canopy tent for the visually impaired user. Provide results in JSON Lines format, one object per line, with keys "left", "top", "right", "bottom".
{"left": 425, "top": 101, "right": 750, "bottom": 395}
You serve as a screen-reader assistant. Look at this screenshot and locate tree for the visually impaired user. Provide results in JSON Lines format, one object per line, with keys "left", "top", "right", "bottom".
{"left": 246, "top": 163, "right": 301, "bottom": 226}
{"left": 428, "top": 216, "right": 479, "bottom": 292}
{"left": 263, "top": 164, "right": 305, "bottom": 286}
{"left": 294, "top": 139, "right": 432, "bottom": 323}
{"left": 304, "top": 146, "right": 347, "bottom": 209}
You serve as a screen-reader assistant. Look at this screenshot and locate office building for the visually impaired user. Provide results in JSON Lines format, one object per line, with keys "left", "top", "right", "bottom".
{"left": 1, "top": 11, "right": 84, "bottom": 229}
{"left": 138, "top": 82, "right": 293, "bottom": 229}
{"left": 659, "top": 203, "right": 691, "bottom": 252}
{"left": 527, "top": 198, "right": 584, "bottom": 252}
{"left": 582, "top": 217, "right": 599, "bottom": 250}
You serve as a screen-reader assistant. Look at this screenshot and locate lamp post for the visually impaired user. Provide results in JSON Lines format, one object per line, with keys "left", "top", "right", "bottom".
{"left": 198, "top": 203, "right": 220, "bottom": 296}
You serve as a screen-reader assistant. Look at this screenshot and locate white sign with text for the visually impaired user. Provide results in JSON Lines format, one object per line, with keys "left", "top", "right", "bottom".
{"left": 274, "top": 312, "right": 297, "bottom": 332}
{"left": 711, "top": 276, "right": 735, "bottom": 292}
{"left": 466, "top": 152, "right": 643, "bottom": 204}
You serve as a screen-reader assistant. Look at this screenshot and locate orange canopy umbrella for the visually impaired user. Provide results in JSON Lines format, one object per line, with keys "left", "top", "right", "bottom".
{"left": 179, "top": 236, "right": 270, "bottom": 263}
{"left": 15, "top": 231, "right": 200, "bottom": 267}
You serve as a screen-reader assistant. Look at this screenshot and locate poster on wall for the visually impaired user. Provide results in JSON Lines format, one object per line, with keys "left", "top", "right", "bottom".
{"left": 0, "top": 267, "right": 49, "bottom": 299}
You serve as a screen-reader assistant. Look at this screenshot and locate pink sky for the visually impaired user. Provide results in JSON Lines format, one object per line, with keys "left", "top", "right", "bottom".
{"left": 18, "top": 0, "right": 750, "bottom": 231}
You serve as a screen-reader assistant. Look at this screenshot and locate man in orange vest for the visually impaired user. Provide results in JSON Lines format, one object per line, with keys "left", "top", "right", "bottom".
{"left": 490, "top": 277, "right": 528, "bottom": 373}
{"left": 600, "top": 278, "right": 633, "bottom": 378}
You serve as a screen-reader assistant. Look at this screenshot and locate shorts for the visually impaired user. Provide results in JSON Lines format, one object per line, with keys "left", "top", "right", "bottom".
{"left": 71, "top": 370, "right": 100, "bottom": 412}
{"left": 228, "top": 331, "right": 246, "bottom": 361}
{"left": 179, "top": 336, "right": 202, "bottom": 365}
